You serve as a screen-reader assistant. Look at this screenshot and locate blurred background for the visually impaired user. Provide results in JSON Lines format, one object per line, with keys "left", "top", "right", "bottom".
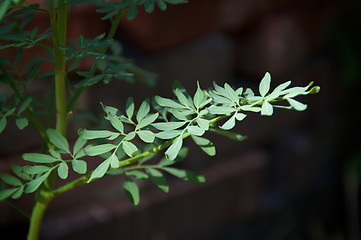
{"left": 1, "top": 0, "right": 360, "bottom": 239}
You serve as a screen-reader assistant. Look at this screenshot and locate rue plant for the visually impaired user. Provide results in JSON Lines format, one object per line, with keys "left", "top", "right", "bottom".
{"left": 0, "top": 1, "right": 320, "bottom": 239}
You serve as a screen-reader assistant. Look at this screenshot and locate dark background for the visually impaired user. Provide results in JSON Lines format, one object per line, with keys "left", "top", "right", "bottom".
{"left": 1, "top": 0, "right": 360, "bottom": 239}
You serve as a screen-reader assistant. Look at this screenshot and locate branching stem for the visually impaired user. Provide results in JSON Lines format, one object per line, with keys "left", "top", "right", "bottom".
{"left": 50, "top": 113, "right": 234, "bottom": 197}
{"left": 27, "top": 1, "right": 68, "bottom": 239}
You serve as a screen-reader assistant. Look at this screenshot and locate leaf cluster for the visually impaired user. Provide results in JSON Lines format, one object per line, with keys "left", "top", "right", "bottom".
{"left": 0, "top": 73, "right": 319, "bottom": 205}
{"left": 0, "top": 129, "right": 87, "bottom": 200}
{"left": 93, "top": 0, "right": 188, "bottom": 21}
{"left": 0, "top": 1, "right": 158, "bottom": 138}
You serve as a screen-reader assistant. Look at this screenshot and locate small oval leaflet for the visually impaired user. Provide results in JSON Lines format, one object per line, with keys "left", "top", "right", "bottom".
{"left": 46, "top": 129, "right": 70, "bottom": 154}
{"left": 123, "top": 176, "right": 140, "bottom": 205}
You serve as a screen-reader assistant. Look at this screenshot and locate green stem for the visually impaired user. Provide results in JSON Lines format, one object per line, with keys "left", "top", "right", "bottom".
{"left": 54, "top": 0, "right": 68, "bottom": 135}
{"left": 51, "top": 133, "right": 197, "bottom": 197}
{"left": 50, "top": 111, "right": 233, "bottom": 197}
{"left": 27, "top": 1, "right": 68, "bottom": 239}
{"left": 3, "top": 199, "right": 31, "bottom": 219}
{"left": 52, "top": 175, "right": 88, "bottom": 197}
{"left": 27, "top": 193, "right": 53, "bottom": 240}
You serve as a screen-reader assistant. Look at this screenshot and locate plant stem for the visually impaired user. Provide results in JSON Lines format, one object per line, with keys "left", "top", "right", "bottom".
{"left": 50, "top": 111, "right": 233, "bottom": 196}
{"left": 27, "top": 192, "right": 53, "bottom": 240}
{"left": 54, "top": 0, "right": 68, "bottom": 135}
{"left": 52, "top": 175, "right": 88, "bottom": 197}
{"left": 3, "top": 199, "right": 31, "bottom": 219}
{"left": 27, "top": 1, "right": 68, "bottom": 239}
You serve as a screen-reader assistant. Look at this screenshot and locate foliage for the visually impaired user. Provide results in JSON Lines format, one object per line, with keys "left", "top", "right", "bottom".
{"left": 0, "top": 0, "right": 319, "bottom": 239}
{"left": 0, "top": 71, "right": 319, "bottom": 202}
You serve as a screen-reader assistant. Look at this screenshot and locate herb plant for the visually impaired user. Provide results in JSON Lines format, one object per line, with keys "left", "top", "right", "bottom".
{"left": 0, "top": 1, "right": 320, "bottom": 239}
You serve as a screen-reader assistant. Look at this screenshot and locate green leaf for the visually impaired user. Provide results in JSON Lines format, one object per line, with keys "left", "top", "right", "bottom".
{"left": 144, "top": 0, "right": 155, "bottom": 12}
{"left": 193, "top": 82, "right": 205, "bottom": 109}
{"left": 49, "top": 148, "right": 61, "bottom": 159}
{"left": 11, "top": 164, "right": 31, "bottom": 181}
{"left": 165, "top": 0, "right": 188, "bottom": 3}
{"left": 75, "top": 74, "right": 104, "bottom": 88}
{"left": 220, "top": 114, "right": 236, "bottom": 130}
{"left": 240, "top": 105, "right": 261, "bottom": 113}
{"left": 170, "top": 108, "right": 189, "bottom": 121}
{"left": 15, "top": 116, "right": 28, "bottom": 130}
{"left": 0, "top": 117, "right": 7, "bottom": 134}
{"left": 281, "top": 82, "right": 312, "bottom": 98}
{"left": 261, "top": 100, "right": 273, "bottom": 116}
{"left": 136, "top": 100, "right": 150, "bottom": 123}
{"left": 152, "top": 121, "right": 187, "bottom": 130}
{"left": 11, "top": 186, "right": 24, "bottom": 199}
{"left": 157, "top": 0, "right": 167, "bottom": 10}
{"left": 155, "top": 130, "right": 183, "bottom": 139}
{"left": 108, "top": 113, "right": 124, "bottom": 133}
{"left": 165, "top": 135, "right": 183, "bottom": 160}
{"left": 267, "top": 81, "right": 291, "bottom": 101}
{"left": 287, "top": 98, "right": 307, "bottom": 111}
{"left": 4, "top": 107, "right": 16, "bottom": 117}
{"left": 18, "top": 97, "right": 32, "bottom": 114}
{"left": 207, "top": 106, "right": 235, "bottom": 115}
{"left": 73, "top": 136, "right": 87, "bottom": 155}
{"left": 146, "top": 168, "right": 169, "bottom": 193}
{"left": 209, "top": 128, "right": 247, "bottom": 141}
{"left": 174, "top": 88, "right": 192, "bottom": 109}
{"left": 105, "top": 168, "right": 125, "bottom": 176}
{"left": 72, "top": 159, "right": 87, "bottom": 174}
{"left": 122, "top": 141, "right": 138, "bottom": 157}
{"left": 109, "top": 154, "right": 119, "bottom": 169}
{"left": 88, "top": 158, "right": 111, "bottom": 182}
{"left": 236, "top": 87, "right": 243, "bottom": 95}
{"left": 191, "top": 135, "right": 216, "bottom": 156}
{"left": 23, "top": 165, "right": 51, "bottom": 175}
{"left": 137, "top": 130, "right": 155, "bottom": 143}
{"left": 101, "top": 103, "right": 120, "bottom": 115}
{"left": 126, "top": 97, "right": 135, "bottom": 119}
{"left": 126, "top": 170, "right": 148, "bottom": 179}
{"left": 22, "top": 153, "right": 59, "bottom": 163}
{"left": 57, "top": 162, "right": 69, "bottom": 179}
{"left": 235, "top": 113, "right": 246, "bottom": 121}
{"left": 162, "top": 167, "right": 205, "bottom": 185}
{"left": 196, "top": 118, "right": 209, "bottom": 131}
{"left": 198, "top": 98, "right": 212, "bottom": 110}
{"left": 84, "top": 144, "right": 116, "bottom": 156}
{"left": 24, "top": 169, "right": 53, "bottom": 193}
{"left": 259, "top": 72, "right": 271, "bottom": 97}
{"left": 213, "top": 82, "right": 228, "bottom": 97}
{"left": 155, "top": 96, "right": 186, "bottom": 109}
{"left": 123, "top": 176, "right": 140, "bottom": 205}
{"left": 309, "top": 86, "right": 320, "bottom": 94}
{"left": 79, "top": 129, "right": 120, "bottom": 140}
{"left": 46, "top": 129, "right": 70, "bottom": 153}
{"left": 75, "top": 149, "right": 86, "bottom": 159}
{"left": 210, "top": 91, "right": 235, "bottom": 105}
{"left": 124, "top": 131, "right": 136, "bottom": 141}
{"left": 136, "top": 113, "right": 159, "bottom": 129}
{"left": 0, "top": 173, "right": 22, "bottom": 186}
{"left": 187, "top": 125, "right": 204, "bottom": 136}
{"left": 224, "top": 83, "right": 239, "bottom": 104}
{"left": 127, "top": 4, "right": 138, "bottom": 20}
{"left": 0, "top": 34, "right": 27, "bottom": 42}
{"left": 0, "top": 0, "right": 11, "bottom": 27}
{"left": 0, "top": 188, "right": 18, "bottom": 201}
